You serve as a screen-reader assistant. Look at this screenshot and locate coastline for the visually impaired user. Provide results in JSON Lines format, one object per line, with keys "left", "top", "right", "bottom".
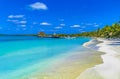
{"left": 77, "top": 38, "right": 120, "bottom": 79}
{"left": 19, "top": 39, "right": 104, "bottom": 79}
{"left": 22, "top": 50, "right": 103, "bottom": 79}
{"left": 0, "top": 37, "right": 105, "bottom": 79}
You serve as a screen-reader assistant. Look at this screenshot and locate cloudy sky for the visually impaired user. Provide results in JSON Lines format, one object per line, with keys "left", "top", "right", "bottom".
{"left": 0, "top": 0, "right": 120, "bottom": 34}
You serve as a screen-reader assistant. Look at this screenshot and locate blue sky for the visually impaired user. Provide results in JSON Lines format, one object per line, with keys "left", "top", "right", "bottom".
{"left": 0, "top": 0, "right": 120, "bottom": 34}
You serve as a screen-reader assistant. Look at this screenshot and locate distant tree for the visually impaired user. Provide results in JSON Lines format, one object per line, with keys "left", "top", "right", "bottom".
{"left": 39, "top": 32, "right": 46, "bottom": 37}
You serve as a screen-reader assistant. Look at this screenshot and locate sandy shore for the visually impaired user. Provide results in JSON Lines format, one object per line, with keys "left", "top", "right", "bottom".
{"left": 77, "top": 38, "right": 120, "bottom": 79}
{"left": 20, "top": 47, "right": 103, "bottom": 79}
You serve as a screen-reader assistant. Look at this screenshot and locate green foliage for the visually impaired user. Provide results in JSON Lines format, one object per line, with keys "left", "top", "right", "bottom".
{"left": 37, "top": 23, "right": 120, "bottom": 38}
{"left": 38, "top": 32, "right": 46, "bottom": 37}
{"left": 79, "top": 23, "right": 120, "bottom": 38}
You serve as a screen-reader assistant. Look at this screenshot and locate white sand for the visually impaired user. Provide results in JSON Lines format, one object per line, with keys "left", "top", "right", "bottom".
{"left": 77, "top": 38, "right": 120, "bottom": 79}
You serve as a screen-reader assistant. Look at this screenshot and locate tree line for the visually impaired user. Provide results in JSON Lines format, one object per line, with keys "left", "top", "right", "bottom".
{"left": 38, "top": 23, "right": 120, "bottom": 38}
{"left": 79, "top": 23, "right": 120, "bottom": 38}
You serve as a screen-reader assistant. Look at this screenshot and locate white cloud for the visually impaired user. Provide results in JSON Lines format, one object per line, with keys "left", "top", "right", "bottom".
{"left": 29, "top": 2, "right": 48, "bottom": 10}
{"left": 60, "top": 24, "right": 65, "bottom": 26}
{"left": 7, "top": 15, "right": 26, "bottom": 26}
{"left": 8, "top": 15, "right": 24, "bottom": 18}
{"left": 7, "top": 19, "right": 19, "bottom": 23}
{"left": 55, "top": 26, "right": 62, "bottom": 29}
{"left": 40, "top": 22, "right": 51, "bottom": 26}
{"left": 85, "top": 23, "right": 101, "bottom": 26}
{"left": 20, "top": 25, "right": 26, "bottom": 27}
{"left": 94, "top": 24, "right": 99, "bottom": 27}
{"left": 7, "top": 19, "right": 27, "bottom": 24}
{"left": 71, "top": 25, "right": 80, "bottom": 28}
{"left": 19, "top": 21, "right": 27, "bottom": 24}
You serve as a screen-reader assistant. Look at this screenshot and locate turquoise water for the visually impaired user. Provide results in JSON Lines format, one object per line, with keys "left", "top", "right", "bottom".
{"left": 0, "top": 36, "right": 90, "bottom": 79}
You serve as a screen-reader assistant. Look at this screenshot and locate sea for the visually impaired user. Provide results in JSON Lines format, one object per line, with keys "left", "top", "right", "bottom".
{"left": 0, "top": 36, "right": 91, "bottom": 79}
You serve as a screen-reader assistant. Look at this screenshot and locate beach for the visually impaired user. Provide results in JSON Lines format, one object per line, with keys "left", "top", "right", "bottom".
{"left": 20, "top": 48, "right": 103, "bottom": 79}
{"left": 1, "top": 37, "right": 120, "bottom": 79}
{"left": 0, "top": 37, "right": 104, "bottom": 79}
{"left": 17, "top": 38, "right": 104, "bottom": 79}
{"left": 77, "top": 38, "right": 120, "bottom": 79}
{"left": 1, "top": 0, "right": 120, "bottom": 79}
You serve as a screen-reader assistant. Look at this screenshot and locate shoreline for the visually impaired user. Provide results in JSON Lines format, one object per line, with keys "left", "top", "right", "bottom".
{"left": 19, "top": 42, "right": 103, "bottom": 79}
{"left": 77, "top": 38, "right": 120, "bottom": 79}
{"left": 1, "top": 38, "right": 105, "bottom": 79}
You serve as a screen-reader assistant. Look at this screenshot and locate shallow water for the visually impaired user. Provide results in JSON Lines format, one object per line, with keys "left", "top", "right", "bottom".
{"left": 0, "top": 36, "right": 92, "bottom": 79}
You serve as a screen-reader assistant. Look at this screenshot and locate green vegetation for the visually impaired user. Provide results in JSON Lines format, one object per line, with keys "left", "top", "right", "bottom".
{"left": 38, "top": 32, "right": 46, "bottom": 37}
{"left": 79, "top": 23, "right": 120, "bottom": 38}
{"left": 38, "top": 32, "right": 69, "bottom": 38}
{"left": 37, "top": 23, "right": 120, "bottom": 38}
{"left": 1, "top": 23, "right": 119, "bottom": 39}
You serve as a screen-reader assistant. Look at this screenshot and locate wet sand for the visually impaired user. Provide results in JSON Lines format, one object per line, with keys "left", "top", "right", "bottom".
{"left": 21, "top": 48, "right": 104, "bottom": 79}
